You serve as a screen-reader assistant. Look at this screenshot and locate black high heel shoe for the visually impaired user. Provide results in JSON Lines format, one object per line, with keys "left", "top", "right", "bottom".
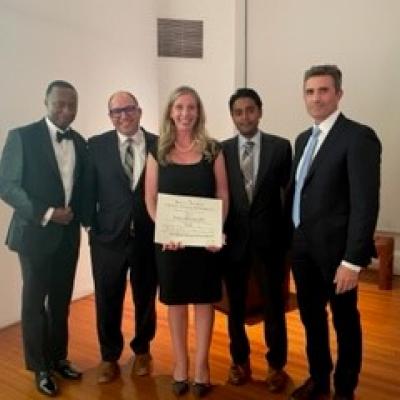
{"left": 172, "top": 379, "right": 189, "bottom": 396}
{"left": 192, "top": 382, "right": 212, "bottom": 398}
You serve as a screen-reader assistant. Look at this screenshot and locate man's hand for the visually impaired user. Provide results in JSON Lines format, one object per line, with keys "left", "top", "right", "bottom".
{"left": 50, "top": 207, "right": 74, "bottom": 225}
{"left": 333, "top": 264, "right": 359, "bottom": 294}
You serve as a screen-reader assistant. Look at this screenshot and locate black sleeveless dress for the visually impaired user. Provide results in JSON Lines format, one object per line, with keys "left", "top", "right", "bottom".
{"left": 156, "top": 150, "right": 222, "bottom": 305}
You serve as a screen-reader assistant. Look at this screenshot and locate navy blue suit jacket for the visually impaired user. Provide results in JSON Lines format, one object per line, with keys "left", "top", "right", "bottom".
{"left": 289, "top": 113, "right": 381, "bottom": 279}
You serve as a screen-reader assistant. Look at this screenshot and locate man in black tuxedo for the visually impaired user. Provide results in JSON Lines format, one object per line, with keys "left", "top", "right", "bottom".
{"left": 82, "top": 91, "right": 157, "bottom": 384}
{"left": 0, "top": 80, "right": 86, "bottom": 396}
{"left": 222, "top": 88, "right": 292, "bottom": 393}
{"left": 289, "top": 65, "right": 381, "bottom": 400}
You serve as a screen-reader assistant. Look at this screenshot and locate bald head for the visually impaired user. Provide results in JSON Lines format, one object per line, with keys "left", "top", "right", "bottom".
{"left": 108, "top": 91, "right": 142, "bottom": 136}
{"left": 108, "top": 91, "right": 138, "bottom": 111}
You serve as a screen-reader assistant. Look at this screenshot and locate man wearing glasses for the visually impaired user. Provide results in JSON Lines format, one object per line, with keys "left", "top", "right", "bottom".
{"left": 82, "top": 91, "right": 158, "bottom": 383}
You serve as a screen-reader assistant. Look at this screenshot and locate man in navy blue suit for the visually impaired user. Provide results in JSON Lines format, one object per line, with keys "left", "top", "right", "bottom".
{"left": 289, "top": 65, "right": 381, "bottom": 400}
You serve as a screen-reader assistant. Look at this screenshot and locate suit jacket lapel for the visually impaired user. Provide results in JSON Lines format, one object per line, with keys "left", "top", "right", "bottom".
{"left": 305, "top": 114, "right": 345, "bottom": 183}
{"left": 38, "top": 119, "right": 63, "bottom": 179}
{"left": 294, "top": 130, "right": 311, "bottom": 170}
{"left": 117, "top": 128, "right": 155, "bottom": 188}
{"left": 289, "top": 128, "right": 312, "bottom": 192}
{"left": 143, "top": 128, "right": 155, "bottom": 155}
{"left": 137, "top": 129, "right": 154, "bottom": 186}
{"left": 253, "top": 133, "right": 273, "bottom": 198}
{"left": 108, "top": 131, "right": 131, "bottom": 185}
{"left": 225, "top": 137, "right": 249, "bottom": 207}
{"left": 71, "top": 130, "right": 85, "bottom": 187}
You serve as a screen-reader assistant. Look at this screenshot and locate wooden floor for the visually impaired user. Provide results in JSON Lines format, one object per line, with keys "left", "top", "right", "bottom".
{"left": 0, "top": 270, "right": 399, "bottom": 400}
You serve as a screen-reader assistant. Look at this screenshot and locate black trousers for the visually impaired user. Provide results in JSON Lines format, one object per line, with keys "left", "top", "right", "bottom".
{"left": 224, "top": 248, "right": 287, "bottom": 370}
{"left": 291, "top": 228, "right": 362, "bottom": 395}
{"left": 91, "top": 236, "right": 157, "bottom": 361}
{"left": 19, "top": 231, "right": 79, "bottom": 373}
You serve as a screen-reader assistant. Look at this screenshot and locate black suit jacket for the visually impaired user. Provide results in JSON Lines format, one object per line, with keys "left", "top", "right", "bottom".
{"left": 289, "top": 113, "right": 381, "bottom": 278}
{"left": 223, "top": 132, "right": 292, "bottom": 263}
{"left": 0, "top": 118, "right": 87, "bottom": 255}
{"left": 82, "top": 129, "right": 157, "bottom": 249}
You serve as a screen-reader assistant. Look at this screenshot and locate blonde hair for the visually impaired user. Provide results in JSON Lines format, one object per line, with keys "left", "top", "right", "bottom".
{"left": 158, "top": 86, "right": 218, "bottom": 165}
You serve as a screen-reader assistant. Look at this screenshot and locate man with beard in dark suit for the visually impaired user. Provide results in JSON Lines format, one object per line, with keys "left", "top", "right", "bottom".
{"left": 222, "top": 88, "right": 292, "bottom": 394}
{"left": 289, "top": 65, "right": 381, "bottom": 400}
{"left": 82, "top": 91, "right": 157, "bottom": 384}
{"left": 0, "top": 80, "right": 86, "bottom": 396}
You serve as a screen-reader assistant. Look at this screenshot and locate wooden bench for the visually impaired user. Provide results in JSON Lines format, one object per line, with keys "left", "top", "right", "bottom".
{"left": 374, "top": 234, "right": 394, "bottom": 290}
{"left": 214, "top": 260, "right": 296, "bottom": 325}
{"left": 215, "top": 234, "right": 395, "bottom": 324}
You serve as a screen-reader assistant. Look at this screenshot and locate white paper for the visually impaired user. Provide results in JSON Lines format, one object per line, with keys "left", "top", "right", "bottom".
{"left": 155, "top": 193, "right": 223, "bottom": 247}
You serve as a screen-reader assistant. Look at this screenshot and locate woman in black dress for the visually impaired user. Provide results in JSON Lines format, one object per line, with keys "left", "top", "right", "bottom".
{"left": 145, "top": 86, "right": 229, "bottom": 397}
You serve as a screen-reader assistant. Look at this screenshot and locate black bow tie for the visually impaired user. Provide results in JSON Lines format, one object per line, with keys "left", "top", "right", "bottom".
{"left": 56, "top": 130, "right": 73, "bottom": 143}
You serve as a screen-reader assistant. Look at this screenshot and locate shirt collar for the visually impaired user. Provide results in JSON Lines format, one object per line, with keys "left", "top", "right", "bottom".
{"left": 315, "top": 109, "right": 340, "bottom": 135}
{"left": 238, "top": 130, "right": 261, "bottom": 148}
{"left": 45, "top": 117, "right": 71, "bottom": 136}
{"left": 117, "top": 127, "right": 144, "bottom": 145}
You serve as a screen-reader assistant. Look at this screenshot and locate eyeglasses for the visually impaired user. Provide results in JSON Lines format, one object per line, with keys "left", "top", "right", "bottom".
{"left": 109, "top": 105, "right": 139, "bottom": 118}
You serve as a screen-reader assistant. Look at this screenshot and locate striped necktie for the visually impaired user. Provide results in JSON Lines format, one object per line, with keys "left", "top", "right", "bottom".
{"left": 124, "top": 138, "right": 134, "bottom": 188}
{"left": 241, "top": 140, "right": 255, "bottom": 202}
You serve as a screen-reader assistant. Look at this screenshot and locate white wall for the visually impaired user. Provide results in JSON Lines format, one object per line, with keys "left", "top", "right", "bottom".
{"left": 2, "top": 0, "right": 399, "bottom": 328}
{"left": 156, "top": 0, "right": 244, "bottom": 140}
{"left": 246, "top": 0, "right": 400, "bottom": 273}
{"left": 0, "top": 0, "right": 158, "bottom": 328}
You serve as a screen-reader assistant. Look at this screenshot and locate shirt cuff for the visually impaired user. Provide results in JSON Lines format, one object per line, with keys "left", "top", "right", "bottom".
{"left": 341, "top": 260, "right": 361, "bottom": 273}
{"left": 41, "top": 207, "right": 54, "bottom": 226}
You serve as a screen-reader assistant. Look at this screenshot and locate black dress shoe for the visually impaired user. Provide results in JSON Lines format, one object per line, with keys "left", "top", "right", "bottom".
{"left": 290, "top": 377, "right": 330, "bottom": 400}
{"left": 192, "top": 382, "right": 212, "bottom": 398}
{"left": 35, "top": 371, "right": 58, "bottom": 397}
{"left": 333, "top": 392, "right": 355, "bottom": 400}
{"left": 54, "top": 360, "right": 82, "bottom": 380}
{"left": 172, "top": 379, "right": 189, "bottom": 396}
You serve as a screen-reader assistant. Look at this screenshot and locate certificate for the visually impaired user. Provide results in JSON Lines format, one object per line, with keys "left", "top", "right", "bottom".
{"left": 155, "top": 193, "right": 223, "bottom": 247}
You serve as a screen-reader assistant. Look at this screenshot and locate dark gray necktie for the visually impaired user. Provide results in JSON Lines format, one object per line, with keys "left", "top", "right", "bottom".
{"left": 124, "top": 138, "right": 134, "bottom": 187}
{"left": 241, "top": 140, "right": 255, "bottom": 202}
{"left": 124, "top": 138, "right": 136, "bottom": 235}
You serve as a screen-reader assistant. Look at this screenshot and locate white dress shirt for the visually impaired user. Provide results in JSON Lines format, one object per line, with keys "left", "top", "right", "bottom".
{"left": 295, "top": 109, "right": 340, "bottom": 182}
{"left": 42, "top": 117, "right": 76, "bottom": 225}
